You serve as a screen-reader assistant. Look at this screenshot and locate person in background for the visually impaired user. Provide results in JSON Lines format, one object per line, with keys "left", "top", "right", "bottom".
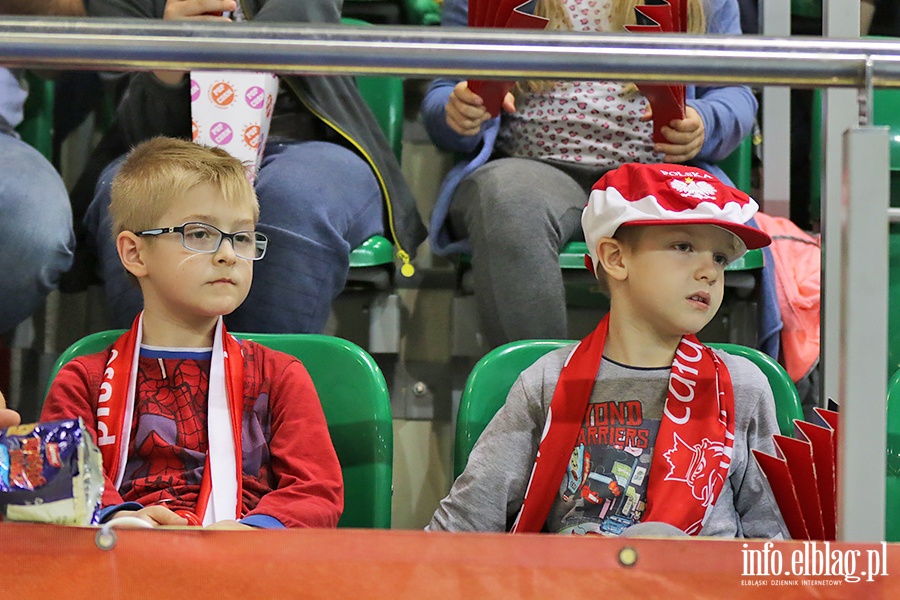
{"left": 422, "top": 0, "right": 760, "bottom": 349}
{"left": 70, "top": 0, "right": 426, "bottom": 334}
{"left": 0, "top": 0, "right": 78, "bottom": 336}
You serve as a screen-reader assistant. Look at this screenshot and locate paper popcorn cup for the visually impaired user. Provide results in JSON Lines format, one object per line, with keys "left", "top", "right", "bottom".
{"left": 190, "top": 71, "right": 279, "bottom": 180}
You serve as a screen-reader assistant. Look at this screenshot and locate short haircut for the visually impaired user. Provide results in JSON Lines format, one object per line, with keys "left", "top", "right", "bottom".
{"left": 593, "top": 226, "right": 644, "bottom": 296}
{"left": 110, "top": 137, "right": 259, "bottom": 237}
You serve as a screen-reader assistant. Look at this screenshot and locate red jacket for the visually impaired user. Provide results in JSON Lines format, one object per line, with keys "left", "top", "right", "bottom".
{"left": 41, "top": 340, "right": 343, "bottom": 528}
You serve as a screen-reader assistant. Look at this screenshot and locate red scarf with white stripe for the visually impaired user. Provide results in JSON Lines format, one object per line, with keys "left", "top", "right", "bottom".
{"left": 512, "top": 314, "right": 735, "bottom": 535}
{"left": 95, "top": 313, "right": 245, "bottom": 524}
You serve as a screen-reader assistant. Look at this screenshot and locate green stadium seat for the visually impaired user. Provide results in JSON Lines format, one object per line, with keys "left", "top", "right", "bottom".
{"left": 47, "top": 330, "right": 394, "bottom": 529}
{"left": 343, "top": 0, "right": 441, "bottom": 25}
{"left": 453, "top": 339, "right": 803, "bottom": 479}
{"left": 15, "top": 72, "right": 55, "bottom": 162}
{"left": 791, "top": 0, "right": 821, "bottom": 19}
{"left": 884, "top": 367, "right": 900, "bottom": 541}
{"left": 718, "top": 135, "right": 753, "bottom": 196}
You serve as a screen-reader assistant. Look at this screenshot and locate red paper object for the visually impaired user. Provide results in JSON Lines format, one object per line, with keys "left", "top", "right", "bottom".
{"left": 466, "top": 0, "right": 548, "bottom": 117}
{"left": 753, "top": 408, "right": 839, "bottom": 541}
{"left": 795, "top": 418, "right": 837, "bottom": 541}
{"left": 624, "top": 1, "right": 687, "bottom": 143}
{"left": 753, "top": 450, "right": 809, "bottom": 540}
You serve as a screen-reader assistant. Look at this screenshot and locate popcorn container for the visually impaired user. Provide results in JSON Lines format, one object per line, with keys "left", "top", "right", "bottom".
{"left": 190, "top": 71, "right": 279, "bottom": 180}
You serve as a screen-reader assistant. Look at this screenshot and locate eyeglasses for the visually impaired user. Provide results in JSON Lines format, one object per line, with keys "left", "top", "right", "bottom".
{"left": 135, "top": 221, "right": 268, "bottom": 260}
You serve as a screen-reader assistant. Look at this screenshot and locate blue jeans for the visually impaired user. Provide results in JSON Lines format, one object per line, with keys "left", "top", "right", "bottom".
{"left": 84, "top": 140, "right": 384, "bottom": 333}
{"left": 0, "top": 133, "right": 74, "bottom": 333}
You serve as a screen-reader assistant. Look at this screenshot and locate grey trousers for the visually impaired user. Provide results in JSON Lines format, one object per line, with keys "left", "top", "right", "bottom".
{"left": 449, "top": 157, "right": 609, "bottom": 347}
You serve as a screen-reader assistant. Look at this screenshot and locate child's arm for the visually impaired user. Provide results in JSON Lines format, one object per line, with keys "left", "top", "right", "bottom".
{"left": 40, "top": 358, "right": 129, "bottom": 510}
{"left": 686, "top": 0, "right": 758, "bottom": 164}
{"left": 427, "top": 375, "right": 545, "bottom": 532}
{"left": 0, "top": 390, "right": 20, "bottom": 428}
{"left": 242, "top": 360, "right": 343, "bottom": 528}
{"left": 729, "top": 370, "right": 791, "bottom": 539}
{"left": 420, "top": 0, "right": 491, "bottom": 155}
{"left": 87, "top": 0, "right": 193, "bottom": 146}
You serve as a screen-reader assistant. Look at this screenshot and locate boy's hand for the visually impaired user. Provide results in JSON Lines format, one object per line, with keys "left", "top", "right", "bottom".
{"left": 205, "top": 519, "right": 253, "bottom": 530}
{"left": 0, "top": 390, "right": 20, "bottom": 429}
{"left": 645, "top": 105, "right": 705, "bottom": 163}
{"left": 446, "top": 82, "right": 516, "bottom": 136}
{"left": 163, "top": 0, "right": 236, "bottom": 21}
{"left": 110, "top": 505, "right": 189, "bottom": 527}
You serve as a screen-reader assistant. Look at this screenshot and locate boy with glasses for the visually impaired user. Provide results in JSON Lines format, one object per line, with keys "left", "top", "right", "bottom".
{"left": 41, "top": 137, "right": 343, "bottom": 529}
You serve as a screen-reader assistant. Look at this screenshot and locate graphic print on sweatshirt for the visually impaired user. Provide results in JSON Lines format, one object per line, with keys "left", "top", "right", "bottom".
{"left": 552, "top": 399, "right": 661, "bottom": 536}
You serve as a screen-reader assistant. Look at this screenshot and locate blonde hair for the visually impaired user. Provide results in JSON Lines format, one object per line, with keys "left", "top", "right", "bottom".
{"left": 518, "top": 0, "right": 707, "bottom": 94}
{"left": 110, "top": 137, "right": 259, "bottom": 237}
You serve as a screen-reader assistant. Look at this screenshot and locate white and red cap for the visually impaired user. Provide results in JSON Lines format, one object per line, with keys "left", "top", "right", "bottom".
{"left": 582, "top": 163, "right": 771, "bottom": 276}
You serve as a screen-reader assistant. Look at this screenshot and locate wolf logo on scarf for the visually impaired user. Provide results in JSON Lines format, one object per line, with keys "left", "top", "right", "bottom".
{"left": 662, "top": 433, "right": 730, "bottom": 506}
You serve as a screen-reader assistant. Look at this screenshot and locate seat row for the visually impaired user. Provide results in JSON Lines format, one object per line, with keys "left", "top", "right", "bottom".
{"left": 49, "top": 328, "right": 802, "bottom": 531}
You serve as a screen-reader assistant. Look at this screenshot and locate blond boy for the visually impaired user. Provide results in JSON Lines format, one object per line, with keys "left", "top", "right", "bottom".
{"left": 429, "top": 162, "right": 787, "bottom": 538}
{"left": 42, "top": 138, "right": 342, "bottom": 529}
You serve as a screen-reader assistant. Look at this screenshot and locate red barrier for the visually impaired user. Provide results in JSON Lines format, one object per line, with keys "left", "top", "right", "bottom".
{"left": 2, "top": 523, "right": 898, "bottom": 598}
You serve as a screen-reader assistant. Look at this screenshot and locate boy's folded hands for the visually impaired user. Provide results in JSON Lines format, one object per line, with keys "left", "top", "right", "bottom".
{"left": 110, "top": 505, "right": 189, "bottom": 527}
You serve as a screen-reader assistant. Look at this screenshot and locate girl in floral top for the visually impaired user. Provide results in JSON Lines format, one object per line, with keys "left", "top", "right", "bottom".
{"left": 422, "top": 0, "right": 758, "bottom": 348}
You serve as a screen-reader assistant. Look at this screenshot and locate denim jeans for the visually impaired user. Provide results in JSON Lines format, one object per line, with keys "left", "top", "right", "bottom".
{"left": 0, "top": 133, "right": 74, "bottom": 333}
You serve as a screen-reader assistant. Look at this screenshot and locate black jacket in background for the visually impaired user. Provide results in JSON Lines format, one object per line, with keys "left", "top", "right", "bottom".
{"left": 65, "top": 0, "right": 426, "bottom": 291}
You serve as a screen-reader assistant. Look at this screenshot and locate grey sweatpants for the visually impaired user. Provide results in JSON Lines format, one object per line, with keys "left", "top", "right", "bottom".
{"left": 448, "top": 157, "right": 608, "bottom": 347}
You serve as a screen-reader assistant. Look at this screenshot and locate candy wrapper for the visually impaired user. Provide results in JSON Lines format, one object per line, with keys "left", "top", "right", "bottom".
{"left": 0, "top": 418, "right": 103, "bottom": 526}
{"left": 190, "top": 71, "right": 279, "bottom": 179}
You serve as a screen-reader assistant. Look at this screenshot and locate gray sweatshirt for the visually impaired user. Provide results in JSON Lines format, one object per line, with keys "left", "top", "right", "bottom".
{"left": 428, "top": 346, "right": 789, "bottom": 539}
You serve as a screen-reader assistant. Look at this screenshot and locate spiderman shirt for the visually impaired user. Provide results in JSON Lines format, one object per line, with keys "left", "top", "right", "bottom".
{"left": 41, "top": 340, "right": 343, "bottom": 528}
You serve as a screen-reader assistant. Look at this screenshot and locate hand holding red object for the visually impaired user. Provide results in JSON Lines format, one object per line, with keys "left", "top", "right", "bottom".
{"left": 466, "top": 0, "right": 548, "bottom": 117}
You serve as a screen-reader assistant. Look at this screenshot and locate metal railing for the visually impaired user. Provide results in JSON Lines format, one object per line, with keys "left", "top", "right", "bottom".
{"left": 2, "top": 16, "right": 900, "bottom": 85}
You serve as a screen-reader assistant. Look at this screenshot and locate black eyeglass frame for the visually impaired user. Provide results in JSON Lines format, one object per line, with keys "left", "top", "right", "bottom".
{"left": 135, "top": 221, "right": 268, "bottom": 261}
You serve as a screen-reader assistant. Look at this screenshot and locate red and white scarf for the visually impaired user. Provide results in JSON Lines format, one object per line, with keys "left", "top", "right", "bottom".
{"left": 95, "top": 313, "right": 245, "bottom": 525}
{"left": 511, "top": 313, "right": 736, "bottom": 535}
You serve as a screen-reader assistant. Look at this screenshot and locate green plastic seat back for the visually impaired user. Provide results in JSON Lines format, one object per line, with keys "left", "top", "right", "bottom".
{"left": 710, "top": 342, "right": 803, "bottom": 436}
{"left": 16, "top": 72, "right": 55, "bottom": 161}
{"left": 349, "top": 234, "right": 394, "bottom": 268}
{"left": 453, "top": 339, "right": 803, "bottom": 479}
{"left": 716, "top": 135, "right": 753, "bottom": 196}
{"left": 885, "top": 368, "right": 900, "bottom": 541}
{"left": 791, "top": 0, "right": 822, "bottom": 19}
{"left": 48, "top": 330, "right": 393, "bottom": 529}
{"left": 340, "top": 17, "right": 404, "bottom": 162}
{"left": 454, "top": 340, "right": 571, "bottom": 479}
{"left": 403, "top": 0, "right": 442, "bottom": 25}
{"left": 890, "top": 234, "right": 900, "bottom": 376}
